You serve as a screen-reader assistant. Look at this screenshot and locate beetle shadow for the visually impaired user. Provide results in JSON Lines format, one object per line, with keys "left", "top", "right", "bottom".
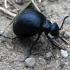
{"left": 11, "top": 36, "right": 38, "bottom": 54}
{"left": 11, "top": 34, "right": 45, "bottom": 57}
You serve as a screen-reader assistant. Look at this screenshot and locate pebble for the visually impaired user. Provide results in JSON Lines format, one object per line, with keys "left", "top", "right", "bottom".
{"left": 45, "top": 52, "right": 52, "bottom": 59}
{"left": 67, "top": 45, "right": 70, "bottom": 48}
{"left": 63, "top": 31, "right": 70, "bottom": 37}
{"left": 60, "top": 29, "right": 65, "bottom": 35}
{"left": 60, "top": 49, "right": 68, "bottom": 58}
{"left": 24, "top": 57, "right": 35, "bottom": 67}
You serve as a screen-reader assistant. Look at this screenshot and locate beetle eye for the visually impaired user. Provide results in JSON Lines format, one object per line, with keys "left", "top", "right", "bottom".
{"left": 50, "top": 23, "right": 59, "bottom": 37}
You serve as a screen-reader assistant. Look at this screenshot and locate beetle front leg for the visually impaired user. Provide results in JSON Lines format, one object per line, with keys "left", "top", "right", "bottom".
{"left": 47, "top": 35, "right": 63, "bottom": 50}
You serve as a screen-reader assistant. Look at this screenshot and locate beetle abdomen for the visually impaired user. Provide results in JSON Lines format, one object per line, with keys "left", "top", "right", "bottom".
{"left": 13, "top": 9, "right": 46, "bottom": 37}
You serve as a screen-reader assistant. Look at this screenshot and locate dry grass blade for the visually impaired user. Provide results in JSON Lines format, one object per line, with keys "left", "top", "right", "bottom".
{"left": 0, "top": 7, "right": 16, "bottom": 17}
{"left": 31, "top": 0, "right": 41, "bottom": 12}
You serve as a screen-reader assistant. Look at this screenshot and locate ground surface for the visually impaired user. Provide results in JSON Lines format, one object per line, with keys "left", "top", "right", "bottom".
{"left": 0, "top": 0, "right": 70, "bottom": 70}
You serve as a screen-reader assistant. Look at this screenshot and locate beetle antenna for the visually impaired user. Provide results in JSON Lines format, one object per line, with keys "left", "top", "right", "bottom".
{"left": 59, "top": 16, "right": 69, "bottom": 30}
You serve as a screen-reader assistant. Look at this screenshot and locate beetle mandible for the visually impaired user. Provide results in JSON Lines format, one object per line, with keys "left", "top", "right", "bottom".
{"left": 13, "top": 9, "right": 69, "bottom": 58}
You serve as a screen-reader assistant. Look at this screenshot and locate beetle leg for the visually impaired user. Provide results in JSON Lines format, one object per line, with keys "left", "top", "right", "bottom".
{"left": 29, "top": 34, "right": 41, "bottom": 54}
{"left": 0, "top": 34, "right": 12, "bottom": 39}
{"left": 22, "top": 33, "right": 41, "bottom": 62}
{"left": 0, "top": 34, "right": 20, "bottom": 40}
{"left": 47, "top": 35, "right": 63, "bottom": 50}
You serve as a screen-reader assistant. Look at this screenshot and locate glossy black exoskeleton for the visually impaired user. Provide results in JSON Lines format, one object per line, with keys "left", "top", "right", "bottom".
{"left": 13, "top": 9, "right": 69, "bottom": 58}
{"left": 13, "top": 9, "right": 46, "bottom": 37}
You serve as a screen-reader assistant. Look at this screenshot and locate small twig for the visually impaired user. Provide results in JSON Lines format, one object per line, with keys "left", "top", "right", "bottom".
{"left": 0, "top": 7, "right": 16, "bottom": 17}
{"left": 10, "top": 9, "right": 19, "bottom": 14}
{"left": 7, "top": 0, "right": 13, "bottom": 5}
{"left": 7, "top": 0, "right": 17, "bottom": 9}
{"left": 4, "top": 0, "right": 8, "bottom": 8}
{"left": 7, "top": 0, "right": 16, "bottom": 9}
{"left": 5, "top": 42, "right": 13, "bottom": 50}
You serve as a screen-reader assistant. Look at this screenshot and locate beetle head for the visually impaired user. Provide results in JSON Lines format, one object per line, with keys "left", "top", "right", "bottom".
{"left": 50, "top": 23, "right": 59, "bottom": 38}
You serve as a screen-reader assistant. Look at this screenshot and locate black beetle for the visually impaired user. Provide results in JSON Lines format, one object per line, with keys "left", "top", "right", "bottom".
{"left": 12, "top": 9, "right": 69, "bottom": 59}
{"left": 0, "top": 9, "right": 69, "bottom": 60}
